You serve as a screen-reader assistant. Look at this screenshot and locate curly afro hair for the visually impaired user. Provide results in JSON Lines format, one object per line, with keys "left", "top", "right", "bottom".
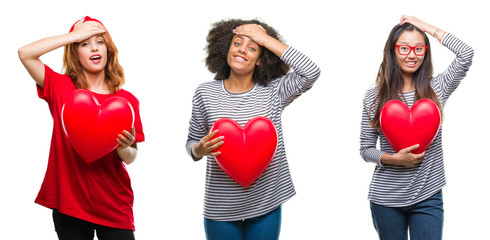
{"left": 205, "top": 19, "right": 290, "bottom": 86}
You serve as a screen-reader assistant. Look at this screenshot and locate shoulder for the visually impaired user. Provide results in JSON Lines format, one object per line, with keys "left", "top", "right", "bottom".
{"left": 362, "top": 86, "right": 379, "bottom": 109}
{"left": 197, "top": 80, "right": 222, "bottom": 90}
{"left": 115, "top": 89, "right": 139, "bottom": 106}
{"left": 194, "top": 80, "right": 222, "bottom": 95}
{"left": 364, "top": 87, "right": 379, "bottom": 100}
{"left": 44, "top": 64, "right": 72, "bottom": 84}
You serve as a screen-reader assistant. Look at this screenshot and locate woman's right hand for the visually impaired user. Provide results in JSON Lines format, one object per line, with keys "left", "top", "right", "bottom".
{"left": 18, "top": 17, "right": 106, "bottom": 88}
{"left": 70, "top": 17, "right": 106, "bottom": 43}
{"left": 192, "top": 130, "right": 224, "bottom": 159}
{"left": 380, "top": 144, "right": 426, "bottom": 167}
{"left": 400, "top": 15, "right": 445, "bottom": 43}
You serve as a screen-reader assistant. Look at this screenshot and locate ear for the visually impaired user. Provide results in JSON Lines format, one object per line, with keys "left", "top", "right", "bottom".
{"left": 256, "top": 59, "right": 261, "bottom": 66}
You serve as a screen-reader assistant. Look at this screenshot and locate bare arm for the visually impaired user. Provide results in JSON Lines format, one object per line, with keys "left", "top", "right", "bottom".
{"left": 116, "top": 127, "right": 138, "bottom": 165}
{"left": 380, "top": 144, "right": 426, "bottom": 167}
{"left": 18, "top": 18, "right": 106, "bottom": 88}
{"left": 400, "top": 15, "right": 446, "bottom": 43}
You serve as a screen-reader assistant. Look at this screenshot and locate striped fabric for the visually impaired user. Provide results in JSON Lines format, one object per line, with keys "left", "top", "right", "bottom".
{"left": 186, "top": 47, "right": 320, "bottom": 221}
{"left": 360, "top": 33, "right": 474, "bottom": 207}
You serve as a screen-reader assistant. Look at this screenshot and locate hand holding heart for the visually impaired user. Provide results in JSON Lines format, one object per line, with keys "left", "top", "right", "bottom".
{"left": 381, "top": 144, "right": 426, "bottom": 167}
{"left": 117, "top": 127, "right": 136, "bottom": 150}
{"left": 192, "top": 130, "right": 224, "bottom": 159}
{"left": 379, "top": 99, "right": 440, "bottom": 167}
{"left": 62, "top": 89, "right": 134, "bottom": 163}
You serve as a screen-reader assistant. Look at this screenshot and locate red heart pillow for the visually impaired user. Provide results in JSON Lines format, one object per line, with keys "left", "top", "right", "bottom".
{"left": 210, "top": 117, "right": 277, "bottom": 187}
{"left": 62, "top": 89, "right": 134, "bottom": 163}
{"left": 380, "top": 99, "right": 441, "bottom": 154}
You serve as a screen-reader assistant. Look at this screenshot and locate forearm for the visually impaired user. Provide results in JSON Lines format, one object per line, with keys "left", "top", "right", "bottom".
{"left": 18, "top": 33, "right": 76, "bottom": 87}
{"left": 424, "top": 24, "right": 446, "bottom": 43}
{"left": 262, "top": 35, "right": 289, "bottom": 57}
{"left": 19, "top": 33, "right": 75, "bottom": 62}
{"left": 380, "top": 153, "right": 396, "bottom": 165}
{"left": 117, "top": 145, "right": 138, "bottom": 165}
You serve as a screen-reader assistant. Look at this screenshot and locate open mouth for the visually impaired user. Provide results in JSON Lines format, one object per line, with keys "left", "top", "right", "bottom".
{"left": 234, "top": 55, "right": 247, "bottom": 62}
{"left": 90, "top": 55, "right": 102, "bottom": 63}
{"left": 405, "top": 61, "right": 417, "bottom": 67}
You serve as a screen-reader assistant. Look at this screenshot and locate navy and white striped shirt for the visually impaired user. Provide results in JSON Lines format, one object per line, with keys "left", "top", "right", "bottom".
{"left": 186, "top": 47, "right": 320, "bottom": 221}
{"left": 360, "top": 33, "right": 474, "bottom": 207}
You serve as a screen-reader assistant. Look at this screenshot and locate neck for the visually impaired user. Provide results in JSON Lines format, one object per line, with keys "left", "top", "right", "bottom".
{"left": 85, "top": 70, "right": 110, "bottom": 94}
{"left": 225, "top": 71, "right": 255, "bottom": 93}
{"left": 402, "top": 73, "right": 415, "bottom": 92}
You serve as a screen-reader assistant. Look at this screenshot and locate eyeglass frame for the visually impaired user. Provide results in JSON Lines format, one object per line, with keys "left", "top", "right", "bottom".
{"left": 394, "top": 45, "right": 428, "bottom": 56}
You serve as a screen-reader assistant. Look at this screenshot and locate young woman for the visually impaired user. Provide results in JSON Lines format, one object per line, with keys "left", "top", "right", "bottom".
{"left": 18, "top": 16, "right": 144, "bottom": 240}
{"left": 186, "top": 19, "right": 320, "bottom": 240}
{"left": 360, "top": 16, "right": 474, "bottom": 239}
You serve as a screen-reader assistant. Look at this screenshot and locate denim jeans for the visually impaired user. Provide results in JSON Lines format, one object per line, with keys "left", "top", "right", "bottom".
{"left": 204, "top": 206, "right": 282, "bottom": 240}
{"left": 370, "top": 191, "right": 444, "bottom": 240}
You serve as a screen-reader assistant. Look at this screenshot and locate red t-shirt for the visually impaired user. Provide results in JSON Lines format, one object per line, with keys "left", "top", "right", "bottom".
{"left": 35, "top": 65, "right": 145, "bottom": 230}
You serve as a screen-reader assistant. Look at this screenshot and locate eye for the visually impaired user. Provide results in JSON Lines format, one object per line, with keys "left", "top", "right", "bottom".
{"left": 249, "top": 47, "right": 256, "bottom": 52}
{"left": 234, "top": 42, "right": 241, "bottom": 47}
{"left": 97, "top": 40, "right": 104, "bottom": 44}
{"left": 400, "top": 46, "right": 409, "bottom": 51}
{"left": 81, "top": 42, "right": 88, "bottom": 47}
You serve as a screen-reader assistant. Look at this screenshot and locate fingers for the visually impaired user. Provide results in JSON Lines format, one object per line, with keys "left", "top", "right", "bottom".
{"left": 414, "top": 151, "right": 426, "bottom": 160}
{"left": 117, "top": 128, "right": 135, "bottom": 149}
{"left": 402, "top": 144, "right": 420, "bottom": 153}
{"left": 233, "top": 24, "right": 268, "bottom": 46}
{"left": 72, "top": 20, "right": 106, "bottom": 42}
{"left": 200, "top": 133, "right": 224, "bottom": 151}
{"left": 202, "top": 129, "right": 220, "bottom": 142}
{"left": 194, "top": 130, "right": 225, "bottom": 158}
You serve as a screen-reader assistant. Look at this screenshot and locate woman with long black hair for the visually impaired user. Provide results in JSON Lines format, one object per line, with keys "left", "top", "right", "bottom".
{"left": 360, "top": 15, "right": 474, "bottom": 239}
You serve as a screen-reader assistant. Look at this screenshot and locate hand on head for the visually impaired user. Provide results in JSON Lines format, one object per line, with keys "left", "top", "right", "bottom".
{"left": 70, "top": 16, "right": 107, "bottom": 43}
{"left": 233, "top": 24, "right": 269, "bottom": 46}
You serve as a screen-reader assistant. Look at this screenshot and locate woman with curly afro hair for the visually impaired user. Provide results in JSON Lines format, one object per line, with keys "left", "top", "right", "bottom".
{"left": 186, "top": 19, "right": 320, "bottom": 240}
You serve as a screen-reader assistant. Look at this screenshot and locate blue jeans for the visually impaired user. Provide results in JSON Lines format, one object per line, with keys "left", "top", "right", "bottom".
{"left": 204, "top": 206, "right": 281, "bottom": 240}
{"left": 370, "top": 191, "right": 444, "bottom": 240}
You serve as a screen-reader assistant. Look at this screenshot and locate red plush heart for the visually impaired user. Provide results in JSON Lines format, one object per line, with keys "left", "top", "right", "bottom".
{"left": 380, "top": 99, "right": 441, "bottom": 154}
{"left": 61, "top": 89, "right": 134, "bottom": 163}
{"left": 210, "top": 117, "right": 278, "bottom": 187}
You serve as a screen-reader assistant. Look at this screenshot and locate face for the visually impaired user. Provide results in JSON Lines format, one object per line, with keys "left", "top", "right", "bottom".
{"left": 227, "top": 35, "right": 261, "bottom": 76}
{"left": 77, "top": 34, "right": 108, "bottom": 74}
{"left": 395, "top": 30, "right": 426, "bottom": 77}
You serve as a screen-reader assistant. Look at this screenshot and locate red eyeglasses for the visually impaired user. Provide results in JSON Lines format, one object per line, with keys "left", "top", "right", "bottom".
{"left": 395, "top": 45, "right": 428, "bottom": 56}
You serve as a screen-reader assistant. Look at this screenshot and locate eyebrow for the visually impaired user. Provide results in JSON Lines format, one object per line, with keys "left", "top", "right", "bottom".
{"left": 399, "top": 42, "right": 426, "bottom": 46}
{"left": 234, "top": 35, "right": 258, "bottom": 45}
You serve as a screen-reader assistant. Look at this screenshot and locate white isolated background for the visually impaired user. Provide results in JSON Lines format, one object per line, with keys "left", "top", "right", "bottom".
{"left": 1, "top": 0, "right": 488, "bottom": 239}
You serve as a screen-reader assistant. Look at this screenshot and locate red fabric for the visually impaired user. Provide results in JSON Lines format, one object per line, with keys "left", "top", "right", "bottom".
{"left": 69, "top": 16, "right": 104, "bottom": 32}
{"left": 35, "top": 65, "right": 144, "bottom": 230}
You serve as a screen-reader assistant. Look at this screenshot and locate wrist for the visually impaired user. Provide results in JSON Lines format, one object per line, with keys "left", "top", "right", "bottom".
{"left": 380, "top": 152, "right": 397, "bottom": 165}
{"left": 191, "top": 144, "right": 202, "bottom": 159}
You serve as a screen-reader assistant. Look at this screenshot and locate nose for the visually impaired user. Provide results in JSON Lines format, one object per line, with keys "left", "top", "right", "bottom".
{"left": 237, "top": 44, "right": 247, "bottom": 54}
{"left": 90, "top": 40, "right": 98, "bottom": 52}
{"left": 407, "top": 49, "right": 416, "bottom": 58}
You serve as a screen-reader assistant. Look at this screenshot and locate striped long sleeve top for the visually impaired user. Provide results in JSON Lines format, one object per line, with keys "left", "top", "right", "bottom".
{"left": 186, "top": 47, "right": 320, "bottom": 221}
{"left": 360, "top": 33, "right": 474, "bottom": 207}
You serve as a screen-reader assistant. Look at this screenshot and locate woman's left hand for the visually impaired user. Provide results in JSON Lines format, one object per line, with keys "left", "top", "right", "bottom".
{"left": 117, "top": 127, "right": 136, "bottom": 150}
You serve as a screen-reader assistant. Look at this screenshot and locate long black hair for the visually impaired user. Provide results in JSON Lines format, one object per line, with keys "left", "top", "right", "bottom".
{"left": 370, "top": 23, "right": 442, "bottom": 130}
